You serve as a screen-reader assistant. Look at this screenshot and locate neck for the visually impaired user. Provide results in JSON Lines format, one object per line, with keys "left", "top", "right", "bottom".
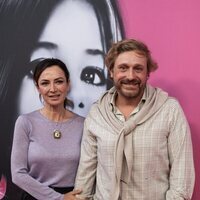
{"left": 41, "top": 106, "right": 66, "bottom": 122}
{"left": 115, "top": 92, "right": 144, "bottom": 120}
{"left": 116, "top": 93, "right": 142, "bottom": 108}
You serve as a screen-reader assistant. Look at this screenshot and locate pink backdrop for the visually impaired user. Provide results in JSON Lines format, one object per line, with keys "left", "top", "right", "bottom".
{"left": 119, "top": 0, "right": 200, "bottom": 199}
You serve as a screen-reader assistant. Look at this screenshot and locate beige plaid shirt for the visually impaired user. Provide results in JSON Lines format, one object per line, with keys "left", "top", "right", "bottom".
{"left": 75, "top": 87, "right": 195, "bottom": 200}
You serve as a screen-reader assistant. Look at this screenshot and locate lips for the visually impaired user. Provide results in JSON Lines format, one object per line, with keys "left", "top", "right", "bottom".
{"left": 0, "top": 175, "right": 6, "bottom": 199}
{"left": 122, "top": 83, "right": 139, "bottom": 91}
{"left": 121, "top": 79, "right": 141, "bottom": 85}
{"left": 120, "top": 79, "right": 141, "bottom": 90}
{"left": 49, "top": 94, "right": 60, "bottom": 97}
{"left": 123, "top": 82, "right": 139, "bottom": 87}
{"left": 48, "top": 94, "right": 61, "bottom": 99}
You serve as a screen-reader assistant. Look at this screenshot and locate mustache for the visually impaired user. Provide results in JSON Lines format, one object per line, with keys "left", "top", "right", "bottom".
{"left": 120, "top": 79, "right": 141, "bottom": 85}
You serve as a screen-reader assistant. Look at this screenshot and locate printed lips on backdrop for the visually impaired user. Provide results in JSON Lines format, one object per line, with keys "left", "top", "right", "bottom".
{"left": 0, "top": 175, "right": 6, "bottom": 199}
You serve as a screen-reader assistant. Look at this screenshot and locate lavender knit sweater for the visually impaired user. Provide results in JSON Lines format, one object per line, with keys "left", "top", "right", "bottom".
{"left": 11, "top": 110, "right": 84, "bottom": 200}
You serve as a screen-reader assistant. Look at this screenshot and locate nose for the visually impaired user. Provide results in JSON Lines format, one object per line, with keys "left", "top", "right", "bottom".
{"left": 49, "top": 83, "right": 56, "bottom": 92}
{"left": 127, "top": 69, "right": 136, "bottom": 80}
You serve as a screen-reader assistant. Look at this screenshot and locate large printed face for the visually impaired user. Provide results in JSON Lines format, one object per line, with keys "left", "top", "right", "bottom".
{"left": 18, "top": 0, "right": 107, "bottom": 116}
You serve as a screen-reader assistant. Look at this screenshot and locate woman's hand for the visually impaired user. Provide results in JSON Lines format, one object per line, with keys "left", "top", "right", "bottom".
{"left": 63, "top": 189, "right": 83, "bottom": 200}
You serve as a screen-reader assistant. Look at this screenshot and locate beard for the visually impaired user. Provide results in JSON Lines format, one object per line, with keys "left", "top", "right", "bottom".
{"left": 115, "top": 78, "right": 146, "bottom": 100}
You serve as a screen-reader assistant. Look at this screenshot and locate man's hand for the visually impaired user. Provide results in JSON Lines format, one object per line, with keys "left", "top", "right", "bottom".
{"left": 63, "top": 189, "right": 83, "bottom": 200}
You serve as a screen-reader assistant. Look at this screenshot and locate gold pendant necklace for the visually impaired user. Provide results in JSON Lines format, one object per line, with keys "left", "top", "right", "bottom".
{"left": 53, "top": 119, "right": 63, "bottom": 139}
{"left": 53, "top": 130, "right": 62, "bottom": 139}
{"left": 40, "top": 108, "right": 65, "bottom": 139}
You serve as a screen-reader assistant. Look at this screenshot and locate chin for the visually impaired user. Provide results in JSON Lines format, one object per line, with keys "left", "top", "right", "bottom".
{"left": 122, "top": 89, "right": 139, "bottom": 96}
{"left": 48, "top": 102, "right": 64, "bottom": 107}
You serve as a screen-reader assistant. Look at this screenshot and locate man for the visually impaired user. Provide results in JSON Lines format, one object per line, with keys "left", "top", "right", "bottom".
{"left": 75, "top": 39, "right": 195, "bottom": 200}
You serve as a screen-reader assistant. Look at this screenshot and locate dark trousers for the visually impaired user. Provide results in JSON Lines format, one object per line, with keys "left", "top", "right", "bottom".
{"left": 21, "top": 187, "right": 74, "bottom": 200}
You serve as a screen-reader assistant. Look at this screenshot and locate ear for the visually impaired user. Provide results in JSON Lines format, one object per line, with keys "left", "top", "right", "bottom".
{"left": 35, "top": 82, "right": 40, "bottom": 93}
{"left": 147, "top": 72, "right": 150, "bottom": 80}
{"left": 66, "top": 80, "right": 70, "bottom": 92}
{"left": 109, "top": 69, "right": 114, "bottom": 78}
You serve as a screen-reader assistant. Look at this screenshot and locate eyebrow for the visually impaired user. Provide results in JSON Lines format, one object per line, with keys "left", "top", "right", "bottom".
{"left": 33, "top": 43, "right": 104, "bottom": 57}
{"left": 34, "top": 41, "right": 58, "bottom": 50}
{"left": 86, "top": 49, "right": 104, "bottom": 56}
{"left": 39, "top": 77, "right": 65, "bottom": 82}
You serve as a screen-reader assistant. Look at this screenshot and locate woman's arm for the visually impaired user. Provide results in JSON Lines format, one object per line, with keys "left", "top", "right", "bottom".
{"left": 11, "top": 116, "right": 64, "bottom": 200}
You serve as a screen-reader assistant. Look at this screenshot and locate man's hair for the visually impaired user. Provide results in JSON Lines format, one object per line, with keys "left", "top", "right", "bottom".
{"left": 105, "top": 39, "right": 158, "bottom": 74}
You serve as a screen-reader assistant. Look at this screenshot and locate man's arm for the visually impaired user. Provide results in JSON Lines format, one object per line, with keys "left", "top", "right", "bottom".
{"left": 75, "top": 118, "right": 97, "bottom": 200}
{"left": 166, "top": 100, "right": 195, "bottom": 199}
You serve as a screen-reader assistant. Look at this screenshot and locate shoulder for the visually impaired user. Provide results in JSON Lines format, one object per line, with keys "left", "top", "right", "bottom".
{"left": 18, "top": 110, "right": 40, "bottom": 119}
{"left": 73, "top": 114, "right": 85, "bottom": 124}
{"left": 164, "top": 96, "right": 182, "bottom": 110}
{"left": 161, "top": 96, "right": 187, "bottom": 122}
{"left": 89, "top": 88, "right": 113, "bottom": 113}
{"left": 86, "top": 102, "right": 101, "bottom": 122}
{"left": 15, "top": 110, "right": 40, "bottom": 126}
{"left": 153, "top": 85, "right": 182, "bottom": 111}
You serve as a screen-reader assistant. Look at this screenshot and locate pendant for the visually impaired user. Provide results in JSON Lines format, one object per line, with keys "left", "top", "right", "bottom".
{"left": 53, "top": 130, "right": 62, "bottom": 139}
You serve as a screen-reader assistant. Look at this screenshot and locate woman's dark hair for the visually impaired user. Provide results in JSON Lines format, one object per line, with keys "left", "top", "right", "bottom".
{"left": 33, "top": 58, "right": 73, "bottom": 108}
{"left": 33, "top": 58, "right": 70, "bottom": 85}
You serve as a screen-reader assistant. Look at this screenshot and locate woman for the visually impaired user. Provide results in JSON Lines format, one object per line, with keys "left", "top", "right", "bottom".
{"left": 11, "top": 58, "right": 84, "bottom": 200}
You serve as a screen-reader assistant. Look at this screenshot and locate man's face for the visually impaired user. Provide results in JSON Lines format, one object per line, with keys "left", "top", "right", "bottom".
{"left": 110, "top": 51, "right": 148, "bottom": 102}
{"left": 18, "top": 0, "right": 106, "bottom": 117}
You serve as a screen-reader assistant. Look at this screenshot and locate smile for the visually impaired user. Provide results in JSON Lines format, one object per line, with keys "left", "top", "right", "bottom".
{"left": 48, "top": 94, "right": 60, "bottom": 98}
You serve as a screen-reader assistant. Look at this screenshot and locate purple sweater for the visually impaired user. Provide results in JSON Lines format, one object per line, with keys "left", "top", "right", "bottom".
{"left": 11, "top": 110, "right": 84, "bottom": 200}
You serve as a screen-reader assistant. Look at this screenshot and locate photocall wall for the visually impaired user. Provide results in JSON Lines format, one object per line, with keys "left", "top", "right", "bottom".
{"left": 0, "top": 0, "right": 199, "bottom": 199}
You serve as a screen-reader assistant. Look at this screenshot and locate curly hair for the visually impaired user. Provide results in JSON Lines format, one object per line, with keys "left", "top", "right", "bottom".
{"left": 105, "top": 39, "right": 158, "bottom": 75}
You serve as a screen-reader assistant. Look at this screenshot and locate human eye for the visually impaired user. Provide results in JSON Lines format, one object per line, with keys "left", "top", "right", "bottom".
{"left": 80, "top": 66, "right": 106, "bottom": 86}
{"left": 55, "top": 79, "right": 65, "bottom": 85}
{"left": 40, "top": 81, "right": 49, "bottom": 86}
{"left": 134, "top": 66, "right": 143, "bottom": 73}
{"left": 118, "top": 65, "right": 127, "bottom": 72}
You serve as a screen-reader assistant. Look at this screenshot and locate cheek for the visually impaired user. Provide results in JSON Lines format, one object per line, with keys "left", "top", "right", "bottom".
{"left": 37, "top": 88, "right": 46, "bottom": 94}
{"left": 113, "top": 72, "right": 125, "bottom": 80}
{"left": 140, "top": 73, "right": 148, "bottom": 81}
{"left": 39, "top": 85, "right": 53, "bottom": 95}
{"left": 61, "top": 85, "right": 69, "bottom": 94}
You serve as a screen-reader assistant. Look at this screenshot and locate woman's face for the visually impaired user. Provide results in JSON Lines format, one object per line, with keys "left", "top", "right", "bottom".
{"left": 37, "top": 65, "right": 69, "bottom": 109}
{"left": 18, "top": 0, "right": 106, "bottom": 116}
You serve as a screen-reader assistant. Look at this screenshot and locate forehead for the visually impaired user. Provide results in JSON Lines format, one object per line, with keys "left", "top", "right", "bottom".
{"left": 38, "top": 0, "right": 102, "bottom": 52}
{"left": 115, "top": 51, "right": 147, "bottom": 66}
{"left": 39, "top": 65, "right": 65, "bottom": 79}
